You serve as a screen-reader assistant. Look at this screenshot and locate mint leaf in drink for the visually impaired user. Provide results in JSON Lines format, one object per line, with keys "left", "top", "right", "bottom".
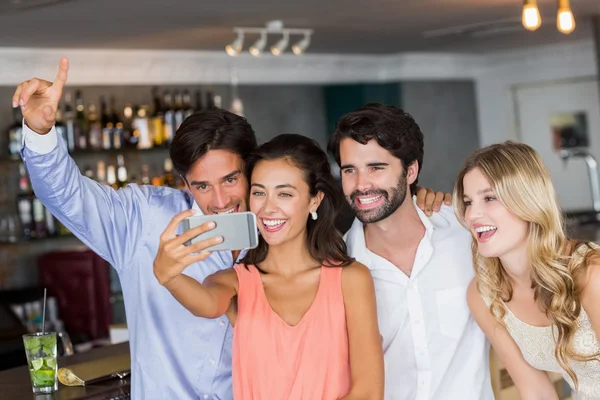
{"left": 24, "top": 337, "right": 41, "bottom": 353}
{"left": 39, "top": 335, "right": 56, "bottom": 349}
{"left": 32, "top": 369, "right": 55, "bottom": 387}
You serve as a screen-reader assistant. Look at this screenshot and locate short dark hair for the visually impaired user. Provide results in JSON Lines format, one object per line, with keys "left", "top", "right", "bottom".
{"left": 327, "top": 103, "right": 424, "bottom": 195}
{"left": 169, "top": 107, "right": 257, "bottom": 177}
{"left": 243, "top": 133, "right": 353, "bottom": 268}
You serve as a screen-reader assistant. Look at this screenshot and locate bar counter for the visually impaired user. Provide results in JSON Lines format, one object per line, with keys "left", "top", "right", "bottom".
{"left": 0, "top": 342, "right": 130, "bottom": 400}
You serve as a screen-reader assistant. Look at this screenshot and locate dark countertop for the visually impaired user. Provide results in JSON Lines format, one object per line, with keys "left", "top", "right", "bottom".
{"left": 0, "top": 342, "right": 130, "bottom": 400}
{"left": 565, "top": 212, "right": 600, "bottom": 242}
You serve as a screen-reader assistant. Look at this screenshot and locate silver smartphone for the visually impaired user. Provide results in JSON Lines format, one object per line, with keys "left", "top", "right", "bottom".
{"left": 180, "top": 211, "right": 259, "bottom": 251}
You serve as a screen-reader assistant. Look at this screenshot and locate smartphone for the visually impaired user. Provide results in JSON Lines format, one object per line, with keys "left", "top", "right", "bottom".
{"left": 181, "top": 211, "right": 259, "bottom": 251}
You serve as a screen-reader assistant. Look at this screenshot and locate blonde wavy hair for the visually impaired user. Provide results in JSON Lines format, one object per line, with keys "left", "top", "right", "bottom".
{"left": 453, "top": 141, "right": 599, "bottom": 387}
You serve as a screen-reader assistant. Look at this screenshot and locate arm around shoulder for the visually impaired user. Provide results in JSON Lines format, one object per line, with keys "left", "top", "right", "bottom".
{"left": 340, "top": 262, "right": 384, "bottom": 400}
{"left": 467, "top": 280, "right": 558, "bottom": 400}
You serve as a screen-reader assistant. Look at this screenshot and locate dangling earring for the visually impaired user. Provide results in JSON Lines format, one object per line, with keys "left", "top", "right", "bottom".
{"left": 311, "top": 211, "right": 318, "bottom": 220}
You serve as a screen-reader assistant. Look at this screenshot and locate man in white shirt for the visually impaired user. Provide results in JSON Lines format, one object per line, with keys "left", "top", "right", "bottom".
{"left": 328, "top": 103, "right": 494, "bottom": 400}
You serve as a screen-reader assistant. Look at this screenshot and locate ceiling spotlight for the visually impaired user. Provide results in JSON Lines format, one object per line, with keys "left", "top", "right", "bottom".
{"left": 249, "top": 31, "right": 267, "bottom": 57}
{"left": 225, "top": 21, "right": 313, "bottom": 56}
{"left": 292, "top": 33, "right": 311, "bottom": 55}
{"left": 270, "top": 32, "right": 289, "bottom": 56}
{"left": 225, "top": 30, "right": 244, "bottom": 56}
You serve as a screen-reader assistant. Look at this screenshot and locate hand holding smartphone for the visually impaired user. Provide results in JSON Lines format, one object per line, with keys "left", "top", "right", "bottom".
{"left": 181, "top": 211, "right": 259, "bottom": 251}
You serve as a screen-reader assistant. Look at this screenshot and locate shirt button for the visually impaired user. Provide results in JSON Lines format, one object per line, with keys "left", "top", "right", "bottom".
{"left": 209, "top": 358, "right": 215, "bottom": 365}
{"left": 203, "top": 395, "right": 209, "bottom": 399}
{"left": 219, "top": 320, "right": 225, "bottom": 327}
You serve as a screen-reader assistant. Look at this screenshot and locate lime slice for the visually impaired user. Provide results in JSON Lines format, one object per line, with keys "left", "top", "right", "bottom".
{"left": 44, "top": 357, "right": 56, "bottom": 369}
{"left": 31, "top": 358, "right": 43, "bottom": 371}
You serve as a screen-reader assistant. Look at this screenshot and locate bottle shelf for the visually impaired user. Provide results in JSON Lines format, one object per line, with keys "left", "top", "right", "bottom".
{"left": 3, "top": 145, "right": 170, "bottom": 163}
{"left": 0, "top": 233, "right": 80, "bottom": 246}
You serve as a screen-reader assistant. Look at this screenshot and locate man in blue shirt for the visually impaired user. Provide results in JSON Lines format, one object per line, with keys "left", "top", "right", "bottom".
{"left": 13, "top": 58, "right": 447, "bottom": 399}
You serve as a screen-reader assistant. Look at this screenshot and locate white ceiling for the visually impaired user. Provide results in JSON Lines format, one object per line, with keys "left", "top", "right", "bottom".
{"left": 0, "top": 0, "right": 598, "bottom": 54}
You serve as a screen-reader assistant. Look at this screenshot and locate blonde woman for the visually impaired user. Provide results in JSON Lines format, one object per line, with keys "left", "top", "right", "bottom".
{"left": 454, "top": 141, "right": 600, "bottom": 400}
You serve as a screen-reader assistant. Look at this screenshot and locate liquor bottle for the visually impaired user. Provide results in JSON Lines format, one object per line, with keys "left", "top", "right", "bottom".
{"left": 8, "top": 106, "right": 23, "bottom": 158}
{"left": 151, "top": 88, "right": 165, "bottom": 147}
{"left": 151, "top": 166, "right": 163, "bottom": 186}
{"left": 206, "top": 88, "right": 215, "bottom": 108}
{"left": 110, "top": 97, "right": 124, "bottom": 150}
{"left": 163, "top": 158, "right": 177, "bottom": 188}
{"left": 18, "top": 163, "right": 31, "bottom": 193}
{"left": 16, "top": 164, "right": 34, "bottom": 240}
{"left": 151, "top": 175, "right": 163, "bottom": 186}
{"left": 74, "top": 90, "right": 87, "bottom": 150}
{"left": 134, "top": 106, "right": 152, "bottom": 149}
{"left": 140, "top": 164, "right": 151, "bottom": 185}
{"left": 87, "top": 103, "right": 102, "bottom": 150}
{"left": 214, "top": 95, "right": 223, "bottom": 108}
{"left": 32, "top": 197, "right": 47, "bottom": 239}
{"left": 83, "top": 165, "right": 94, "bottom": 180}
{"left": 183, "top": 90, "right": 194, "bottom": 119}
{"left": 122, "top": 104, "right": 138, "bottom": 147}
{"left": 55, "top": 107, "right": 69, "bottom": 150}
{"left": 116, "top": 155, "right": 128, "bottom": 188}
{"left": 63, "top": 92, "right": 76, "bottom": 152}
{"left": 173, "top": 91, "right": 185, "bottom": 132}
{"left": 163, "top": 91, "right": 175, "bottom": 144}
{"left": 195, "top": 89, "right": 204, "bottom": 112}
{"left": 100, "top": 96, "right": 113, "bottom": 150}
{"left": 96, "top": 161, "right": 107, "bottom": 185}
{"left": 106, "top": 165, "right": 118, "bottom": 190}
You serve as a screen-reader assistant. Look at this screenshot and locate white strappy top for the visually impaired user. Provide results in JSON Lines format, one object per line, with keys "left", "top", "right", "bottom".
{"left": 484, "top": 244, "right": 600, "bottom": 399}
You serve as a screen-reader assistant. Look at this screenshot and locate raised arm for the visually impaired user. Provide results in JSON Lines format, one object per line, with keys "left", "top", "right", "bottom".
{"left": 154, "top": 210, "right": 238, "bottom": 320}
{"left": 340, "top": 262, "right": 384, "bottom": 400}
{"left": 15, "top": 58, "right": 150, "bottom": 270}
{"left": 467, "top": 280, "right": 558, "bottom": 400}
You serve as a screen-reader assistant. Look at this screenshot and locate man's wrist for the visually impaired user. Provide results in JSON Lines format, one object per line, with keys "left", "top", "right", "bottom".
{"left": 24, "top": 119, "right": 52, "bottom": 135}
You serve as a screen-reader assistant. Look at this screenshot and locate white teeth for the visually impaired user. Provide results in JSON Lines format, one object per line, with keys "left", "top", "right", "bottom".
{"left": 263, "top": 219, "right": 286, "bottom": 227}
{"left": 217, "top": 207, "right": 236, "bottom": 214}
{"left": 358, "top": 196, "right": 382, "bottom": 204}
{"left": 475, "top": 226, "right": 497, "bottom": 233}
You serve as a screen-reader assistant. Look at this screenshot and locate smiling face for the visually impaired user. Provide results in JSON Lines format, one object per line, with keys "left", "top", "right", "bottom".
{"left": 249, "top": 158, "right": 322, "bottom": 247}
{"left": 338, "top": 138, "right": 415, "bottom": 223}
{"left": 462, "top": 167, "right": 529, "bottom": 259}
{"left": 184, "top": 149, "right": 248, "bottom": 215}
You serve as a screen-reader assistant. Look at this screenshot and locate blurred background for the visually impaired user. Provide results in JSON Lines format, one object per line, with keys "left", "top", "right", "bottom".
{"left": 1, "top": 1, "right": 599, "bottom": 397}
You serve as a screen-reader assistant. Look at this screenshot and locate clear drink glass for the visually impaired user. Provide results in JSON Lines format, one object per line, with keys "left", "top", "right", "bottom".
{"left": 22, "top": 332, "right": 58, "bottom": 394}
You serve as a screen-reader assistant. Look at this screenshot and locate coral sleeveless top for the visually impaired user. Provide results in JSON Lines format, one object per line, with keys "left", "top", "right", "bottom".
{"left": 232, "top": 264, "right": 351, "bottom": 400}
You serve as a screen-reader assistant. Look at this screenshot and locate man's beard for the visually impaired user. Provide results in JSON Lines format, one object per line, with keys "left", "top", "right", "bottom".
{"left": 347, "top": 172, "right": 408, "bottom": 224}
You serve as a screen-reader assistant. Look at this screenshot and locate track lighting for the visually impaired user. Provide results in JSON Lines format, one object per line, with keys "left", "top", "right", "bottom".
{"left": 270, "top": 32, "right": 289, "bottom": 56}
{"left": 225, "top": 20, "right": 313, "bottom": 57}
{"left": 292, "top": 33, "right": 311, "bottom": 55}
{"left": 249, "top": 31, "right": 267, "bottom": 57}
{"left": 225, "top": 30, "right": 244, "bottom": 56}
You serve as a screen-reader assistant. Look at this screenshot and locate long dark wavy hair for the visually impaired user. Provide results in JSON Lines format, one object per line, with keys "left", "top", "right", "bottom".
{"left": 242, "top": 133, "right": 353, "bottom": 269}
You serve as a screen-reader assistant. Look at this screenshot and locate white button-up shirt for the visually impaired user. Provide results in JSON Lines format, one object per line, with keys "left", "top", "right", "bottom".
{"left": 344, "top": 200, "right": 493, "bottom": 400}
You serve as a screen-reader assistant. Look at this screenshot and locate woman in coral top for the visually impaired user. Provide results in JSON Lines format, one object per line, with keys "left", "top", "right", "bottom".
{"left": 154, "top": 133, "right": 384, "bottom": 400}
